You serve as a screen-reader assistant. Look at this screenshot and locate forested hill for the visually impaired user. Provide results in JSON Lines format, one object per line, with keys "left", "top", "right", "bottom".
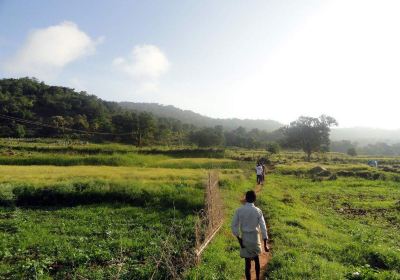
{"left": 0, "top": 78, "right": 283, "bottom": 147}
{"left": 0, "top": 77, "right": 121, "bottom": 139}
{"left": 4, "top": 77, "right": 399, "bottom": 150}
{"left": 119, "top": 102, "right": 283, "bottom": 131}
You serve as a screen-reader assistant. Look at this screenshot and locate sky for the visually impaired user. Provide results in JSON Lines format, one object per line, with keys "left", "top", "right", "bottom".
{"left": 1, "top": 0, "right": 400, "bottom": 129}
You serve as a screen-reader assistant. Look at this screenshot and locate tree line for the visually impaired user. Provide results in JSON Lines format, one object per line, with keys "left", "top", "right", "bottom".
{"left": 331, "top": 140, "right": 400, "bottom": 156}
{"left": 119, "top": 102, "right": 283, "bottom": 131}
{"left": 0, "top": 78, "right": 289, "bottom": 148}
{"left": 1, "top": 78, "right": 342, "bottom": 160}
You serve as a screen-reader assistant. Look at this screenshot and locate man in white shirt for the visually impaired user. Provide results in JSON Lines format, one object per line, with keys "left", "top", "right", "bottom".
{"left": 231, "top": 191, "right": 269, "bottom": 280}
{"left": 256, "top": 163, "right": 263, "bottom": 185}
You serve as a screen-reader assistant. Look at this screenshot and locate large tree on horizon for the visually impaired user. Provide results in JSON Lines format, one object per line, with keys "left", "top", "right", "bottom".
{"left": 284, "top": 115, "right": 338, "bottom": 161}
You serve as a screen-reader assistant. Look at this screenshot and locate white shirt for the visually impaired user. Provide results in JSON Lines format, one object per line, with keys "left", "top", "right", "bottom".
{"left": 231, "top": 202, "right": 268, "bottom": 240}
{"left": 256, "top": 166, "right": 263, "bottom": 175}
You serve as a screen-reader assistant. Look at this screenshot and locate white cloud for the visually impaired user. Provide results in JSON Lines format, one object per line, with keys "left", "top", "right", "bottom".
{"left": 113, "top": 44, "right": 169, "bottom": 92}
{"left": 3, "top": 21, "right": 100, "bottom": 79}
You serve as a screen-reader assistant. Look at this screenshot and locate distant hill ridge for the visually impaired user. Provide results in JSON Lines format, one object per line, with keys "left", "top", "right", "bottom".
{"left": 331, "top": 127, "right": 400, "bottom": 145}
{"left": 119, "top": 102, "right": 283, "bottom": 131}
{"left": 1, "top": 77, "right": 400, "bottom": 145}
{"left": 120, "top": 103, "right": 400, "bottom": 144}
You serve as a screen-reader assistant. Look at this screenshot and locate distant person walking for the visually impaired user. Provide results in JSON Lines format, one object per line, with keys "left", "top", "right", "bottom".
{"left": 232, "top": 191, "right": 269, "bottom": 280}
{"left": 255, "top": 163, "right": 263, "bottom": 185}
{"left": 261, "top": 163, "right": 266, "bottom": 184}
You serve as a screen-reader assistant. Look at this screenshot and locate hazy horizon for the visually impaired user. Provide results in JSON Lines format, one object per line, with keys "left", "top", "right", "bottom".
{"left": 1, "top": 0, "right": 400, "bottom": 129}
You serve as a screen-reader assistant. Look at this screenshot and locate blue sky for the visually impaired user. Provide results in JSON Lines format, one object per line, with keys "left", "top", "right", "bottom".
{"left": 1, "top": 0, "right": 400, "bottom": 129}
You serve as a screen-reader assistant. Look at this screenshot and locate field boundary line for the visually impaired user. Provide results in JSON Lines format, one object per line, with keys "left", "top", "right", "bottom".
{"left": 194, "top": 222, "right": 223, "bottom": 257}
{"left": 194, "top": 171, "right": 224, "bottom": 261}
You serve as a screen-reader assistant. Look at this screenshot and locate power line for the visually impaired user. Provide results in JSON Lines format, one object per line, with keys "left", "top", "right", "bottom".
{"left": 0, "top": 113, "right": 134, "bottom": 136}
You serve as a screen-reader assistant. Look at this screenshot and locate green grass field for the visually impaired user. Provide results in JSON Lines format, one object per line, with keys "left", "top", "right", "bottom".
{"left": 0, "top": 164, "right": 207, "bottom": 279}
{"left": 0, "top": 139, "right": 399, "bottom": 279}
{"left": 0, "top": 139, "right": 248, "bottom": 279}
{"left": 0, "top": 204, "right": 195, "bottom": 279}
{"left": 187, "top": 155, "right": 400, "bottom": 279}
{"left": 261, "top": 174, "right": 400, "bottom": 279}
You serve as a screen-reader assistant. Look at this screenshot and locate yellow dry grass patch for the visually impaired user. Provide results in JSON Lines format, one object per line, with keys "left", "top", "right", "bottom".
{"left": 0, "top": 165, "right": 207, "bottom": 184}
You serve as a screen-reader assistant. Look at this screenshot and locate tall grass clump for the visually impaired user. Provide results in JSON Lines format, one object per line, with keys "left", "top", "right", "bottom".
{"left": 0, "top": 180, "right": 204, "bottom": 212}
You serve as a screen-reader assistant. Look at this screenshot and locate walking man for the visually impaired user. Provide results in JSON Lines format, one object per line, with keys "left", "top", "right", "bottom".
{"left": 255, "top": 163, "right": 263, "bottom": 185}
{"left": 261, "top": 163, "right": 266, "bottom": 184}
{"left": 232, "top": 191, "right": 269, "bottom": 280}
